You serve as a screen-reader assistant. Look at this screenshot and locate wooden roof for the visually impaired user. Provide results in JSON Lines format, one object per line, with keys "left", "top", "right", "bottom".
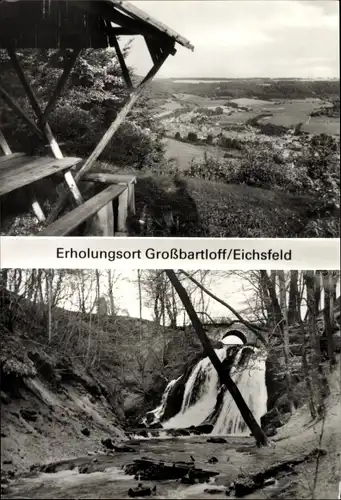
{"left": 0, "top": 0, "right": 194, "bottom": 51}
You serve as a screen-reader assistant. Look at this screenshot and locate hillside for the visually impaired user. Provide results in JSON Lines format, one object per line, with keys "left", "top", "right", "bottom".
{"left": 0, "top": 287, "right": 210, "bottom": 477}
{"left": 131, "top": 174, "right": 326, "bottom": 237}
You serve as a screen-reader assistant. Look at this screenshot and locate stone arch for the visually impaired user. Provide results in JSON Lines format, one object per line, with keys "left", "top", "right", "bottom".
{"left": 221, "top": 329, "right": 247, "bottom": 344}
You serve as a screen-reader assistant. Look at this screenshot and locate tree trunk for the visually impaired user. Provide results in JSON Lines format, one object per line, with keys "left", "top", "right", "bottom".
{"left": 0, "top": 268, "right": 8, "bottom": 289}
{"left": 107, "top": 270, "right": 115, "bottom": 317}
{"left": 46, "top": 270, "right": 53, "bottom": 343}
{"left": 278, "top": 270, "right": 295, "bottom": 413}
{"left": 288, "top": 270, "right": 299, "bottom": 325}
{"left": 323, "top": 272, "right": 336, "bottom": 368}
{"left": 295, "top": 280, "right": 316, "bottom": 419}
{"left": 137, "top": 270, "right": 143, "bottom": 340}
{"left": 304, "top": 271, "right": 326, "bottom": 418}
{"left": 165, "top": 270, "right": 269, "bottom": 446}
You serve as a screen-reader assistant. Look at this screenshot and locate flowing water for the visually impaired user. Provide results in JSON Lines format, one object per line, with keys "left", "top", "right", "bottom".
{"left": 150, "top": 344, "right": 268, "bottom": 435}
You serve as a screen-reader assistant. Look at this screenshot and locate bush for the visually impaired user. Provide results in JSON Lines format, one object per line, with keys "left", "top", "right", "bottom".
{"left": 187, "top": 131, "right": 198, "bottom": 142}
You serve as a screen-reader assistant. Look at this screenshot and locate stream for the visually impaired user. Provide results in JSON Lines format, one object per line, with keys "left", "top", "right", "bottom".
{"left": 2, "top": 435, "right": 301, "bottom": 499}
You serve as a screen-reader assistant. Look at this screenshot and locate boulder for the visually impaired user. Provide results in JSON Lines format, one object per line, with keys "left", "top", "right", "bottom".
{"left": 207, "top": 437, "right": 227, "bottom": 444}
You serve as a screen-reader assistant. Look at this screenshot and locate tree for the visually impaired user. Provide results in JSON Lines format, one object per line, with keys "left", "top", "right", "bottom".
{"left": 304, "top": 271, "right": 327, "bottom": 418}
{"left": 165, "top": 269, "right": 269, "bottom": 447}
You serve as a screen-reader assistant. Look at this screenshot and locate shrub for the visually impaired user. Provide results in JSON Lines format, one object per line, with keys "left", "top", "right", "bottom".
{"left": 187, "top": 131, "right": 198, "bottom": 142}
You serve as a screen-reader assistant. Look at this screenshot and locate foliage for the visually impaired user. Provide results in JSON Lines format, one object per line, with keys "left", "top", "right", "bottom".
{"left": 0, "top": 48, "right": 164, "bottom": 170}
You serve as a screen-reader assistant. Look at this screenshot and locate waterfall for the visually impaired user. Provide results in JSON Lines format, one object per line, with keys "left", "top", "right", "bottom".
{"left": 147, "top": 344, "right": 268, "bottom": 435}
{"left": 144, "top": 377, "right": 181, "bottom": 425}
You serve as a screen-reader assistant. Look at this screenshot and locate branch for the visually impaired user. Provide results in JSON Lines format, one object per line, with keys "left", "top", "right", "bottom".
{"left": 180, "top": 270, "right": 267, "bottom": 345}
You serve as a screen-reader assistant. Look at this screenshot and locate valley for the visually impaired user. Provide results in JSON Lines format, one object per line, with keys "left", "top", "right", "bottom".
{"left": 149, "top": 78, "right": 339, "bottom": 171}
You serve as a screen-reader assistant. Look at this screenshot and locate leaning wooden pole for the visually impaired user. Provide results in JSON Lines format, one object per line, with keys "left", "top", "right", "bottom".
{"left": 165, "top": 270, "right": 269, "bottom": 446}
{"left": 46, "top": 49, "right": 172, "bottom": 225}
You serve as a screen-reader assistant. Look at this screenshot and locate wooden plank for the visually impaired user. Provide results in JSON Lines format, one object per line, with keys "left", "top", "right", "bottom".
{"left": 84, "top": 172, "right": 137, "bottom": 185}
{"left": 39, "top": 185, "right": 126, "bottom": 236}
{"left": 0, "top": 154, "right": 34, "bottom": 171}
{"left": 0, "top": 156, "right": 82, "bottom": 196}
{"left": 0, "top": 153, "right": 26, "bottom": 165}
{"left": 0, "top": 129, "right": 11, "bottom": 155}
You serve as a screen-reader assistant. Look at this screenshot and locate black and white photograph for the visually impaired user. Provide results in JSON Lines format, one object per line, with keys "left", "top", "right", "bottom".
{"left": 1, "top": 269, "right": 340, "bottom": 498}
{"left": 0, "top": 0, "right": 339, "bottom": 238}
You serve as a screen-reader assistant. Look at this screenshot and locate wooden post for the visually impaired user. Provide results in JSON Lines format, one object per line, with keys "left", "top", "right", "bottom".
{"left": 117, "top": 186, "right": 129, "bottom": 232}
{"left": 0, "top": 129, "right": 11, "bottom": 155}
{"left": 127, "top": 182, "right": 136, "bottom": 214}
{"left": 112, "top": 35, "right": 133, "bottom": 89}
{"left": 46, "top": 49, "right": 171, "bottom": 225}
{"left": 7, "top": 47, "right": 64, "bottom": 160}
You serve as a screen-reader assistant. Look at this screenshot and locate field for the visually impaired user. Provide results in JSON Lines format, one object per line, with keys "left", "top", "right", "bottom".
{"left": 164, "top": 138, "right": 227, "bottom": 170}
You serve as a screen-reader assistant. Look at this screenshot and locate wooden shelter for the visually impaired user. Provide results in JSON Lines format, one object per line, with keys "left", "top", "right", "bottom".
{"left": 0, "top": 0, "right": 193, "bottom": 236}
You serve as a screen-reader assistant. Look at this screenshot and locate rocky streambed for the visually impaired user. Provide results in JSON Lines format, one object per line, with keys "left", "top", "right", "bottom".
{"left": 1, "top": 433, "right": 330, "bottom": 500}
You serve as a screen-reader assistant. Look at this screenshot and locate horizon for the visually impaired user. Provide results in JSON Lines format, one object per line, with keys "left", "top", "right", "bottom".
{"left": 127, "top": 0, "right": 339, "bottom": 79}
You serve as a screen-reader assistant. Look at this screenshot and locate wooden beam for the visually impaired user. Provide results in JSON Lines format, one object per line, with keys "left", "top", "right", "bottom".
{"left": 6, "top": 47, "right": 64, "bottom": 160}
{"left": 0, "top": 84, "right": 44, "bottom": 139}
{"left": 41, "top": 49, "right": 81, "bottom": 124}
{"left": 111, "top": 34, "right": 133, "bottom": 89}
{"left": 0, "top": 128, "right": 11, "bottom": 155}
{"left": 84, "top": 172, "right": 137, "bottom": 185}
{"left": 6, "top": 47, "right": 84, "bottom": 211}
{"left": 39, "top": 184, "right": 126, "bottom": 237}
{"left": 110, "top": 0, "right": 195, "bottom": 51}
{"left": 144, "top": 37, "right": 159, "bottom": 64}
{"left": 46, "top": 49, "right": 171, "bottom": 225}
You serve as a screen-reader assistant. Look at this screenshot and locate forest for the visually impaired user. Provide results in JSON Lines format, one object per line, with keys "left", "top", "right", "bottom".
{"left": 1, "top": 269, "right": 340, "bottom": 498}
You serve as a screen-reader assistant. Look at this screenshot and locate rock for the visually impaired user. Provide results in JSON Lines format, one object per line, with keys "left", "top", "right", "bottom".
{"left": 149, "top": 422, "right": 162, "bottom": 429}
{"left": 101, "top": 438, "right": 115, "bottom": 450}
{"left": 79, "top": 466, "right": 89, "bottom": 474}
{"left": 207, "top": 437, "right": 227, "bottom": 444}
{"left": 166, "top": 428, "right": 190, "bottom": 437}
{"left": 190, "top": 423, "right": 213, "bottom": 435}
{"left": 264, "top": 426, "right": 277, "bottom": 437}
{"left": 204, "top": 488, "right": 225, "bottom": 494}
{"left": 125, "top": 459, "right": 219, "bottom": 482}
{"left": 113, "top": 445, "right": 136, "bottom": 453}
{"left": 81, "top": 427, "right": 90, "bottom": 437}
{"left": 20, "top": 409, "right": 38, "bottom": 422}
{"left": 208, "top": 456, "right": 218, "bottom": 464}
{"left": 137, "top": 430, "right": 149, "bottom": 438}
{"left": 233, "top": 476, "right": 257, "bottom": 497}
{"left": 128, "top": 486, "right": 151, "bottom": 497}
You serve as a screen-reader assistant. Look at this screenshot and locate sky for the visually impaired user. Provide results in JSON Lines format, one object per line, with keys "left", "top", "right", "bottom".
{"left": 126, "top": 0, "right": 339, "bottom": 79}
